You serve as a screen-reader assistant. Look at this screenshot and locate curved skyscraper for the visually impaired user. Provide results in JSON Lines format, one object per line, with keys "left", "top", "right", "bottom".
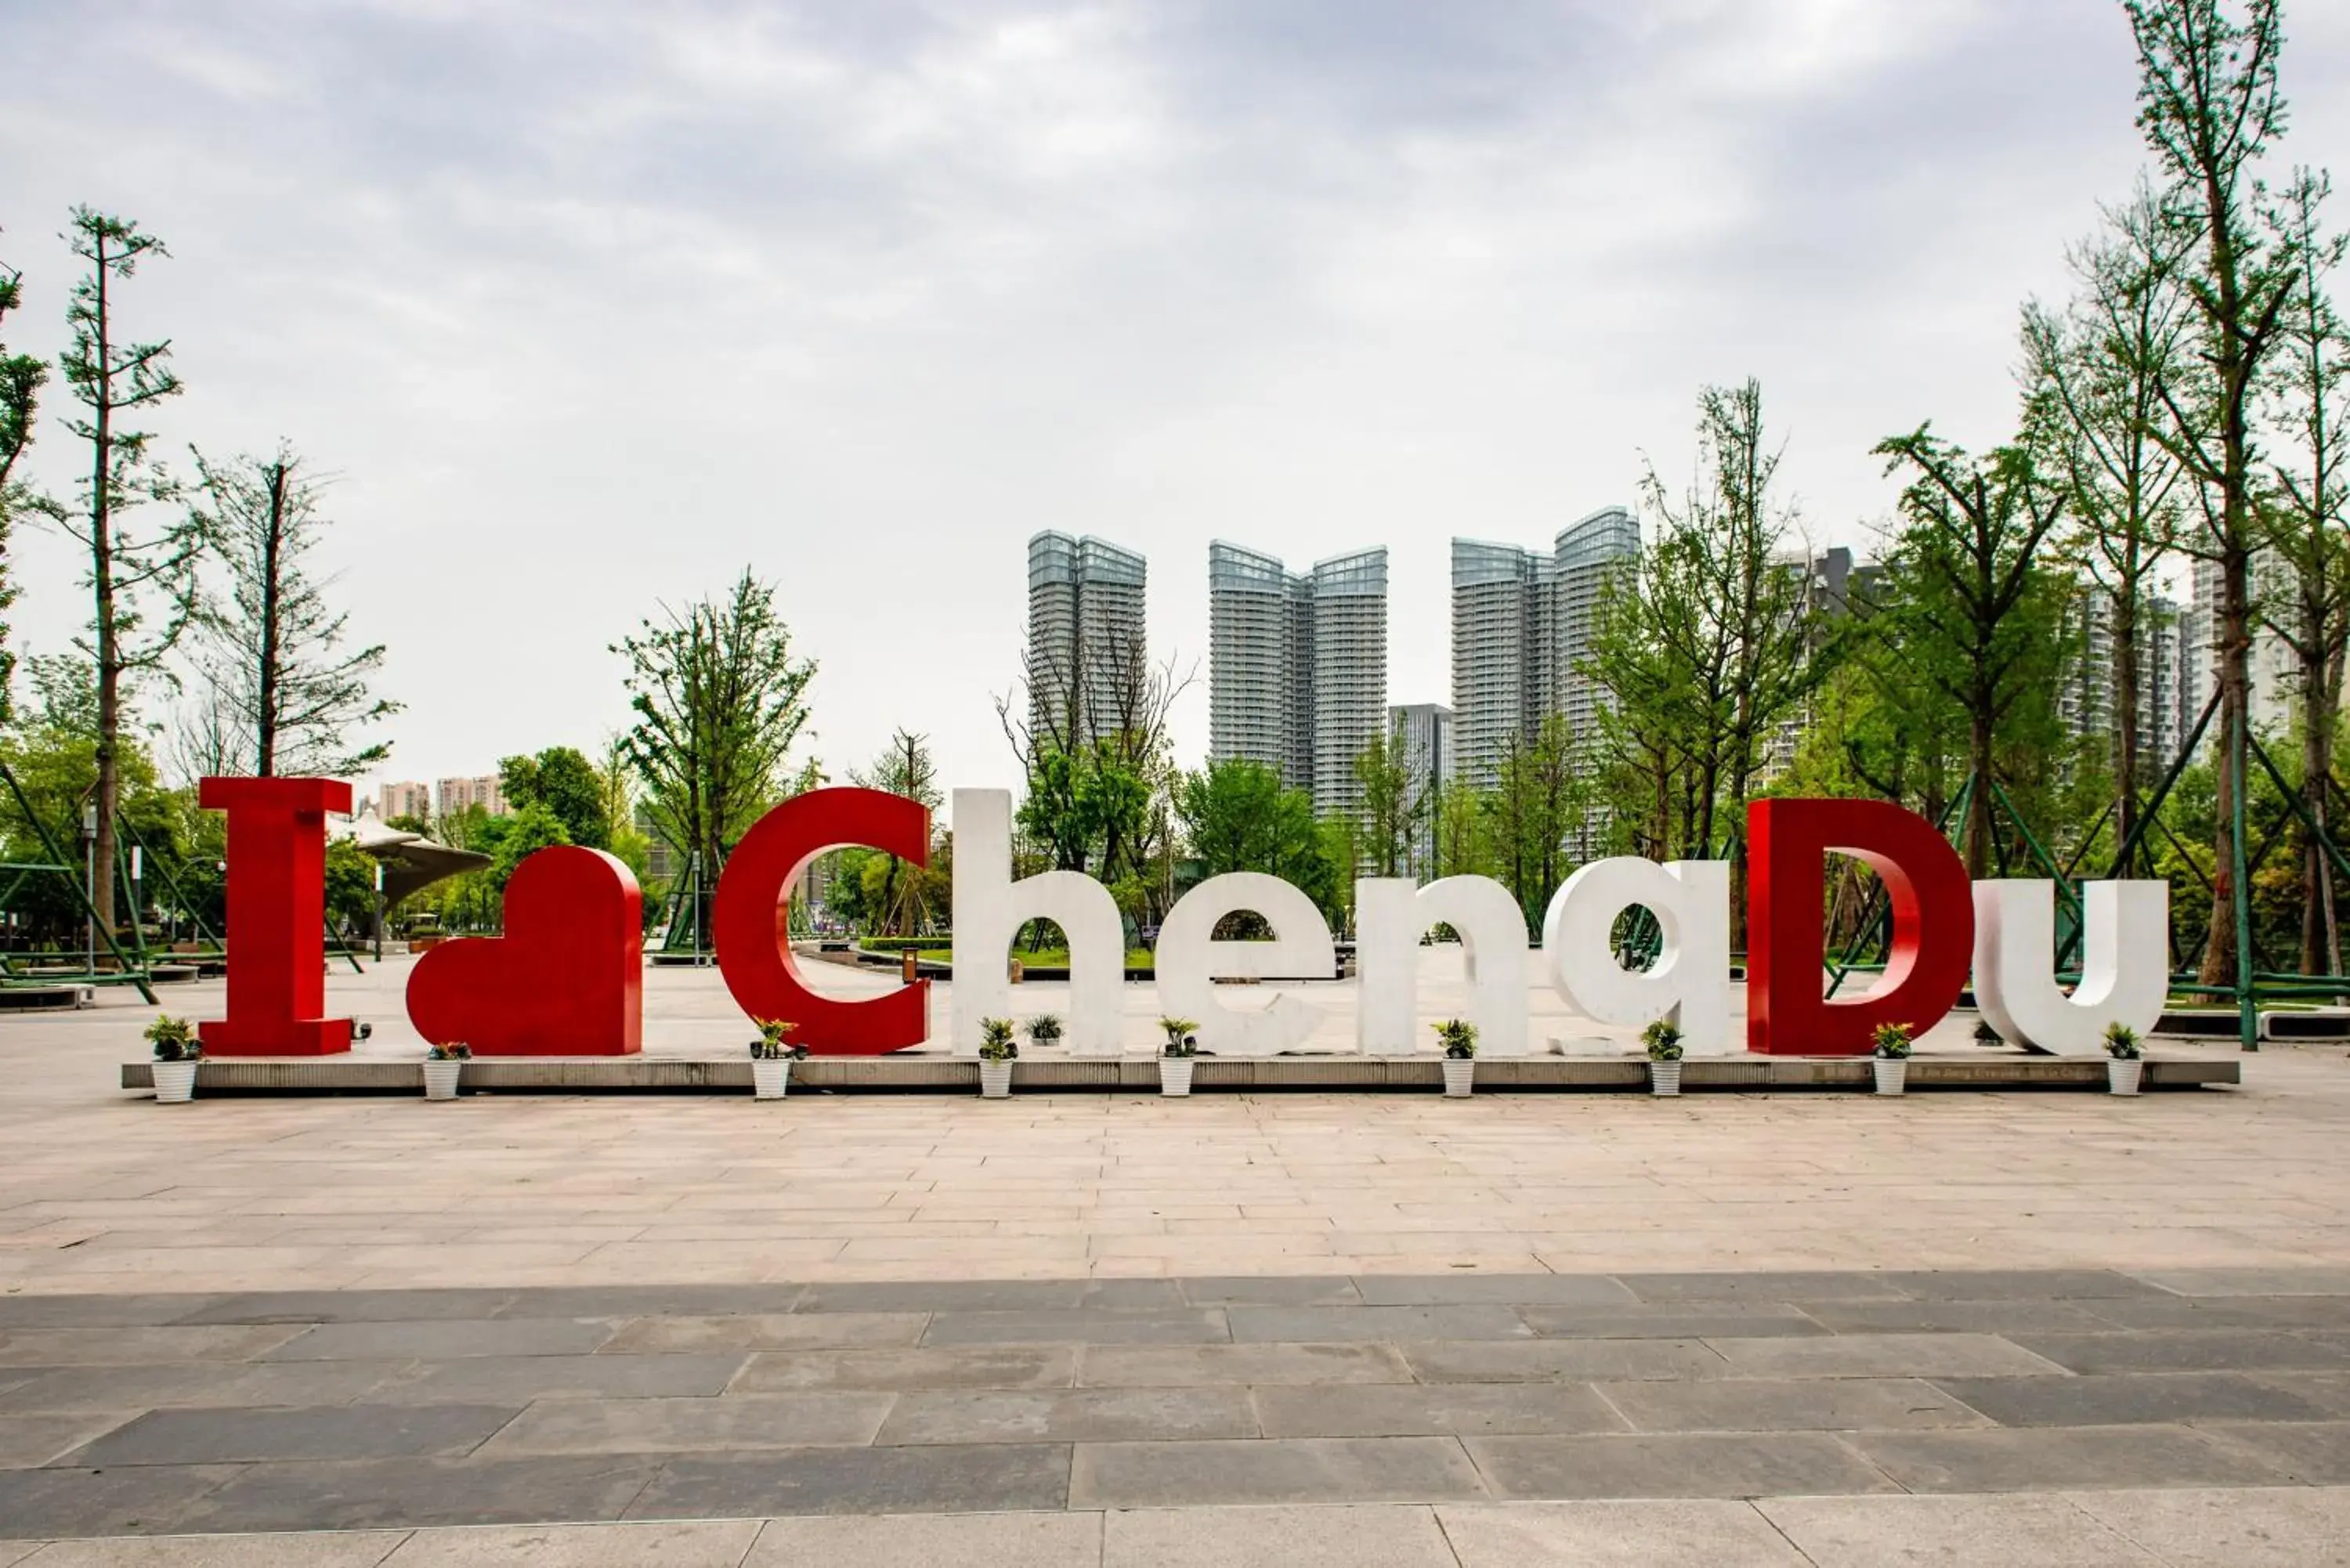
{"left": 1209, "top": 542, "right": 1389, "bottom": 818}
{"left": 1027, "top": 531, "right": 1148, "bottom": 750}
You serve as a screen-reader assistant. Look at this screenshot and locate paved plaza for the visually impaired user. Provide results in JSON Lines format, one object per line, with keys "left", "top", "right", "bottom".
{"left": 1, "top": 959, "right": 2348, "bottom": 1560}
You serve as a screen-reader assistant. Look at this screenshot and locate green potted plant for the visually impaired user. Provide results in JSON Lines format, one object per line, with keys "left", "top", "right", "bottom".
{"left": 1025, "top": 1013, "right": 1065, "bottom": 1052}
{"left": 750, "top": 1019, "right": 806, "bottom": 1100}
{"left": 1434, "top": 1018, "right": 1477, "bottom": 1097}
{"left": 146, "top": 1016, "right": 202, "bottom": 1104}
{"left": 978, "top": 1017, "right": 1018, "bottom": 1099}
{"left": 1643, "top": 1018, "right": 1685, "bottom": 1097}
{"left": 1159, "top": 1017, "right": 1199, "bottom": 1097}
{"left": 423, "top": 1042, "right": 471, "bottom": 1101}
{"left": 2104, "top": 1021, "right": 2143, "bottom": 1097}
{"left": 1871, "top": 1021, "right": 1913, "bottom": 1097}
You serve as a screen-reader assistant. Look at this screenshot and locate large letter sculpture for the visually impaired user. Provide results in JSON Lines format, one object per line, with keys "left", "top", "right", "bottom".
{"left": 407, "top": 847, "right": 644, "bottom": 1054}
{"left": 1973, "top": 880, "right": 2167, "bottom": 1056}
{"left": 1748, "top": 798, "right": 1973, "bottom": 1055}
{"left": 950, "top": 789, "right": 1124, "bottom": 1057}
{"left": 199, "top": 776, "right": 352, "bottom": 1057}
{"left": 1356, "top": 876, "right": 1529, "bottom": 1057}
{"left": 1544, "top": 858, "right": 1732, "bottom": 1053}
{"left": 714, "top": 786, "right": 930, "bottom": 1054}
{"left": 1156, "top": 873, "right": 1336, "bottom": 1057}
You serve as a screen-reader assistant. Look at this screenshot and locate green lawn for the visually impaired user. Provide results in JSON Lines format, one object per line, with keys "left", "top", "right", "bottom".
{"left": 910, "top": 948, "right": 1154, "bottom": 970}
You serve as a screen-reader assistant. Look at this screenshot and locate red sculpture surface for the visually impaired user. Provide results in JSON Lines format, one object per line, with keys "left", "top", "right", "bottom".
{"left": 198, "top": 776, "right": 353, "bottom": 1057}
{"left": 1747, "top": 797, "right": 1974, "bottom": 1056}
{"left": 406, "top": 847, "right": 644, "bottom": 1055}
{"left": 713, "top": 786, "right": 930, "bottom": 1054}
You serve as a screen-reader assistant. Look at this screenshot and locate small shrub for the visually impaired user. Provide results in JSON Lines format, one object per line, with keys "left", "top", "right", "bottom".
{"left": 145, "top": 1016, "right": 201, "bottom": 1063}
{"left": 1159, "top": 1016, "right": 1198, "bottom": 1046}
{"left": 750, "top": 1020, "right": 807, "bottom": 1061}
{"left": 1871, "top": 1022, "right": 1914, "bottom": 1060}
{"left": 427, "top": 1042, "right": 472, "bottom": 1062}
{"left": 1433, "top": 1018, "right": 1477, "bottom": 1059}
{"left": 2103, "top": 1021, "right": 2143, "bottom": 1060}
{"left": 1162, "top": 1027, "right": 1199, "bottom": 1060}
{"left": 1026, "top": 1014, "right": 1065, "bottom": 1048}
{"left": 1641, "top": 1018, "right": 1684, "bottom": 1063}
{"left": 978, "top": 1017, "right": 1019, "bottom": 1061}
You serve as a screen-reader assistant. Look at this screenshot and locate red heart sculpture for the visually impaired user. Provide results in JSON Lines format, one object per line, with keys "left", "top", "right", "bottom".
{"left": 406, "top": 846, "right": 643, "bottom": 1055}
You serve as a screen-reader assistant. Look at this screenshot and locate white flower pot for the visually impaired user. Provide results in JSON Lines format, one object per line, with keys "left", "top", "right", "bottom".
{"left": 422, "top": 1060, "right": 465, "bottom": 1100}
{"left": 979, "top": 1060, "right": 1014, "bottom": 1099}
{"left": 1874, "top": 1057, "right": 1908, "bottom": 1096}
{"left": 1442, "top": 1058, "right": 1475, "bottom": 1097}
{"left": 152, "top": 1060, "right": 198, "bottom": 1104}
{"left": 752, "top": 1058, "right": 792, "bottom": 1100}
{"left": 1160, "top": 1058, "right": 1195, "bottom": 1097}
{"left": 1650, "top": 1060, "right": 1682, "bottom": 1097}
{"left": 2108, "top": 1058, "right": 2142, "bottom": 1097}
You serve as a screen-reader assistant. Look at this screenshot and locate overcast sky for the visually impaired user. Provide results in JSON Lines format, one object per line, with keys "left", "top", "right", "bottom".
{"left": 7, "top": 0, "right": 2349, "bottom": 810}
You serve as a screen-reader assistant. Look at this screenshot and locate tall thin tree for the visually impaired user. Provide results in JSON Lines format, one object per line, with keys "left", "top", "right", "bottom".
{"left": 0, "top": 228, "right": 49, "bottom": 726}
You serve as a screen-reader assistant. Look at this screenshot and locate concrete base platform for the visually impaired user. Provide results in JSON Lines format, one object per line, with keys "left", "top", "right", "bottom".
{"left": 118, "top": 1053, "right": 2240, "bottom": 1096}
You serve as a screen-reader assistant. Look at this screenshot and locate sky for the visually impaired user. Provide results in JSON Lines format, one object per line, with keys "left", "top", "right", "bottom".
{"left": 6, "top": 0, "right": 2349, "bottom": 813}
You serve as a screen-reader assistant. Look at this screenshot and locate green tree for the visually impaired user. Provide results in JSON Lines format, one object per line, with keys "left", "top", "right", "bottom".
{"left": 185, "top": 445, "right": 398, "bottom": 778}
{"left": 501, "top": 745, "right": 613, "bottom": 850}
{"left": 616, "top": 569, "right": 815, "bottom": 881}
{"left": 1177, "top": 757, "right": 1335, "bottom": 913}
{"left": 0, "top": 228, "right": 49, "bottom": 727}
{"left": 851, "top": 728, "right": 941, "bottom": 936}
{"left": 1352, "top": 724, "right": 1419, "bottom": 879}
{"left": 55, "top": 208, "right": 206, "bottom": 931}
{"left": 490, "top": 803, "right": 570, "bottom": 891}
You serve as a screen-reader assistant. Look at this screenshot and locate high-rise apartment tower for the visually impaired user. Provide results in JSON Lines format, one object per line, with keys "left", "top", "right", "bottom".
{"left": 1026, "top": 532, "right": 1148, "bottom": 750}
{"left": 1208, "top": 543, "right": 1390, "bottom": 818}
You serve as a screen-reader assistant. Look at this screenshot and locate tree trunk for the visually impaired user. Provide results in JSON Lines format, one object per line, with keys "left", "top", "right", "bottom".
{"left": 2200, "top": 553, "right": 2251, "bottom": 985}
{"left": 255, "top": 461, "right": 286, "bottom": 776}
{"left": 89, "top": 239, "right": 117, "bottom": 935}
{"left": 2300, "top": 594, "right": 2337, "bottom": 977}
{"left": 1964, "top": 706, "right": 1994, "bottom": 878}
{"left": 2111, "top": 592, "right": 2141, "bottom": 869}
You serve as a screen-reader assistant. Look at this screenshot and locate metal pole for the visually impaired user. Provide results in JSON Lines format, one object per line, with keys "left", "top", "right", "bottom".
{"left": 81, "top": 802, "right": 97, "bottom": 975}
{"left": 374, "top": 862, "right": 385, "bottom": 963}
{"left": 2233, "top": 697, "right": 2258, "bottom": 1053}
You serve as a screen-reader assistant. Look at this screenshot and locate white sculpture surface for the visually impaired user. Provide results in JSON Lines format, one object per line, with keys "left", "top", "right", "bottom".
{"left": 1356, "top": 876, "right": 1530, "bottom": 1057}
{"left": 1542, "top": 858, "right": 1733, "bottom": 1053}
{"left": 949, "top": 789, "right": 1126, "bottom": 1057}
{"left": 1155, "top": 872, "right": 1336, "bottom": 1057}
{"left": 1973, "top": 880, "right": 2167, "bottom": 1056}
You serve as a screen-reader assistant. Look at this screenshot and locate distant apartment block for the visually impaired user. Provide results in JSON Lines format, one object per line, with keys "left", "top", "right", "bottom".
{"left": 377, "top": 780, "right": 432, "bottom": 823}
{"left": 1208, "top": 543, "right": 1390, "bottom": 818}
{"left": 1027, "top": 532, "right": 1148, "bottom": 750}
{"left": 2060, "top": 591, "right": 2200, "bottom": 778}
{"left": 2188, "top": 552, "right": 2290, "bottom": 751}
{"left": 1388, "top": 703, "right": 1454, "bottom": 879}
{"left": 436, "top": 775, "right": 509, "bottom": 820}
{"left": 1448, "top": 507, "right": 1639, "bottom": 786}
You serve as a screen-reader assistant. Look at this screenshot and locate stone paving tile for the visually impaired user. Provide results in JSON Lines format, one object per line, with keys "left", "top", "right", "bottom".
{"left": 1077, "top": 1344, "right": 1412, "bottom": 1388}
{"left": 1759, "top": 1493, "right": 2162, "bottom": 1566}
{"left": 475, "top": 1393, "right": 894, "bottom": 1457}
{"left": 2129, "top": 1267, "right": 2350, "bottom": 1297}
{"left": 600, "top": 1312, "right": 927, "bottom": 1354}
{"left": 0, "top": 1546, "right": 42, "bottom": 1568}
{"left": 736, "top": 1346, "right": 1078, "bottom": 1392}
{"left": 1700, "top": 1332, "right": 2070, "bottom": 1378}
{"left": 67, "top": 1404, "right": 519, "bottom": 1467}
{"left": 0, "top": 1327, "right": 303, "bottom": 1367}
{"left": 262, "top": 1320, "right": 618, "bottom": 1362}
{"left": 877, "top": 1389, "right": 1256, "bottom": 1445}
{"left": 175, "top": 1290, "right": 519, "bottom": 1325}
{"left": 0, "top": 1414, "right": 137, "bottom": 1468}
{"left": 1251, "top": 1382, "right": 1626, "bottom": 1439}
{"left": 633, "top": 1443, "right": 1071, "bottom": 1518}
{"left": 1399, "top": 1339, "right": 1728, "bottom": 1384}
{"left": 384, "top": 1520, "right": 764, "bottom": 1567}
{"left": 1350, "top": 1275, "right": 1639, "bottom": 1308}
{"left": 1436, "top": 1499, "right": 1810, "bottom": 1566}
{"left": 0, "top": 1464, "right": 241, "bottom": 1537}
{"left": 363, "top": 1353, "right": 748, "bottom": 1404}
{"left": 1936, "top": 1371, "right": 2339, "bottom": 1426}
{"left": 0, "top": 1296, "right": 227, "bottom": 1330}
{"left": 1175, "top": 1276, "right": 1363, "bottom": 1307}
{"left": 1616, "top": 1272, "right": 1910, "bottom": 1304}
{"left": 1102, "top": 1502, "right": 1456, "bottom": 1566}
{"left": 20, "top": 1531, "right": 411, "bottom": 1566}
{"left": 497, "top": 1284, "right": 808, "bottom": 1319}
{"left": 1224, "top": 1306, "right": 1531, "bottom": 1344}
{"left": 1516, "top": 1305, "right": 1829, "bottom": 1340}
{"left": 2261, "top": 1371, "right": 2350, "bottom": 1417}
{"left": 1464, "top": 1431, "right": 1900, "bottom": 1500}
{"left": 1594, "top": 1375, "right": 1991, "bottom": 1433}
{"left": 1070, "top": 1436, "right": 1485, "bottom": 1508}
{"left": 795, "top": 1281, "right": 1181, "bottom": 1313}
{"left": 0, "top": 1361, "right": 411, "bottom": 1414}
{"left": 747, "top": 1510, "right": 1099, "bottom": 1568}
{"left": 2066, "top": 1484, "right": 2350, "bottom": 1566}
{"left": 1791, "top": 1299, "right": 2113, "bottom": 1335}
{"left": 921, "top": 1310, "right": 1229, "bottom": 1347}
{"left": 2009, "top": 1330, "right": 2350, "bottom": 1374}
{"left": 2081, "top": 1295, "right": 2350, "bottom": 1331}
{"left": 1878, "top": 1270, "right": 2167, "bottom": 1301}
{"left": 2202, "top": 1419, "right": 2350, "bottom": 1483}
{"left": 1847, "top": 1423, "right": 2295, "bottom": 1492}
{"left": 172, "top": 1455, "right": 658, "bottom": 1534}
